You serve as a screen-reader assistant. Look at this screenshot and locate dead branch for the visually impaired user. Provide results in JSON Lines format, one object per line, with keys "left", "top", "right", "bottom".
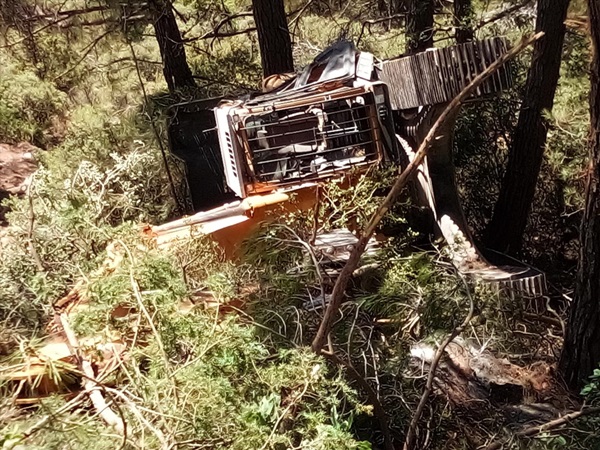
{"left": 310, "top": 32, "right": 544, "bottom": 354}
{"left": 182, "top": 12, "right": 254, "bottom": 42}
{"left": 402, "top": 274, "right": 475, "bottom": 450}
{"left": 435, "top": 0, "right": 536, "bottom": 38}
{"left": 26, "top": 179, "right": 45, "bottom": 273}
{"left": 57, "top": 312, "right": 125, "bottom": 433}
{"left": 202, "top": 27, "right": 257, "bottom": 40}
{"left": 106, "top": 388, "right": 170, "bottom": 450}
{"left": 321, "top": 350, "right": 394, "bottom": 450}
{"left": 484, "top": 406, "right": 600, "bottom": 450}
{"left": 22, "top": 5, "right": 111, "bottom": 21}
{"left": 522, "top": 312, "right": 564, "bottom": 329}
{"left": 475, "top": 0, "right": 534, "bottom": 31}
{"left": 52, "top": 28, "right": 114, "bottom": 81}
{"left": 0, "top": 16, "right": 70, "bottom": 48}
{"left": 357, "top": 14, "right": 406, "bottom": 46}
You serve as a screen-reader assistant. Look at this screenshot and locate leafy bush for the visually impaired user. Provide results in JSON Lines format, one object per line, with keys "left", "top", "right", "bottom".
{"left": 0, "top": 57, "right": 66, "bottom": 145}
{"left": 8, "top": 241, "right": 372, "bottom": 450}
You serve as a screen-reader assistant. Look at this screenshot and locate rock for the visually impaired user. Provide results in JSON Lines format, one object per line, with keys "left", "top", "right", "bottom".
{"left": 0, "top": 142, "right": 39, "bottom": 224}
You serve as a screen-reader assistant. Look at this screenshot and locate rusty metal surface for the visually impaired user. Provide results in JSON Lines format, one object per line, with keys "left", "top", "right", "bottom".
{"left": 380, "top": 37, "right": 513, "bottom": 110}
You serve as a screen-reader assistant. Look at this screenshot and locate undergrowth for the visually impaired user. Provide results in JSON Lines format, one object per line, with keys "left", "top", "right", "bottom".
{"left": 0, "top": 0, "right": 596, "bottom": 448}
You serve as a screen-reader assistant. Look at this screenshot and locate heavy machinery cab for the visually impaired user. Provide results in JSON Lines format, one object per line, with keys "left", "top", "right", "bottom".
{"left": 159, "top": 37, "right": 547, "bottom": 299}
{"left": 215, "top": 82, "right": 397, "bottom": 198}
{"left": 168, "top": 38, "right": 512, "bottom": 210}
{"left": 213, "top": 43, "right": 398, "bottom": 199}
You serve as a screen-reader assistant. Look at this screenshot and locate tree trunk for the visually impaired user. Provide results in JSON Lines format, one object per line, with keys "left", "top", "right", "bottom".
{"left": 252, "top": 0, "right": 294, "bottom": 78}
{"left": 454, "top": 0, "right": 474, "bottom": 43}
{"left": 559, "top": 0, "right": 600, "bottom": 390}
{"left": 484, "top": 0, "right": 569, "bottom": 253}
{"left": 405, "top": 0, "right": 433, "bottom": 54}
{"left": 149, "top": 0, "right": 196, "bottom": 92}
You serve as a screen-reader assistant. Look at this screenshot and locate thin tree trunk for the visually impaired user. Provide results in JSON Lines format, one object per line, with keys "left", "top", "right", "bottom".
{"left": 149, "top": 0, "right": 196, "bottom": 92}
{"left": 559, "top": 0, "right": 600, "bottom": 390}
{"left": 405, "top": 0, "right": 433, "bottom": 54}
{"left": 454, "top": 0, "right": 474, "bottom": 43}
{"left": 252, "top": 0, "right": 294, "bottom": 78}
{"left": 484, "top": 0, "right": 570, "bottom": 253}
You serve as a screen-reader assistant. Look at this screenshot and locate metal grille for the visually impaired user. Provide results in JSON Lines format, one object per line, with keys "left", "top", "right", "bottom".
{"left": 243, "top": 98, "right": 381, "bottom": 184}
{"left": 380, "top": 37, "right": 513, "bottom": 110}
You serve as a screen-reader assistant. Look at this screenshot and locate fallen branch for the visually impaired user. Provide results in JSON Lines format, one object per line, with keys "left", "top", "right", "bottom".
{"left": 23, "top": 5, "right": 111, "bottom": 21}
{"left": 475, "top": 0, "right": 534, "bottom": 30}
{"left": 57, "top": 313, "right": 126, "bottom": 433}
{"left": 484, "top": 406, "right": 600, "bottom": 450}
{"left": 17, "top": 391, "right": 87, "bottom": 442}
{"left": 310, "top": 32, "right": 544, "bottom": 354}
{"left": 106, "top": 388, "right": 170, "bottom": 450}
{"left": 357, "top": 14, "right": 406, "bottom": 46}
{"left": 26, "top": 178, "right": 45, "bottom": 273}
{"left": 402, "top": 274, "right": 475, "bottom": 450}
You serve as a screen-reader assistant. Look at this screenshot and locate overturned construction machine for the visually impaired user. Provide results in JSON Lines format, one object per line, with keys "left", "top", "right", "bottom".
{"left": 153, "top": 38, "right": 546, "bottom": 298}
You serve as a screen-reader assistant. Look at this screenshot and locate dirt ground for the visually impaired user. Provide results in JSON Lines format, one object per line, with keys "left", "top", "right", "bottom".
{"left": 0, "top": 142, "right": 38, "bottom": 224}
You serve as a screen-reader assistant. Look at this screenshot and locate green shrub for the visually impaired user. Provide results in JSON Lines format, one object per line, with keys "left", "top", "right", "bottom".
{"left": 0, "top": 56, "right": 66, "bottom": 145}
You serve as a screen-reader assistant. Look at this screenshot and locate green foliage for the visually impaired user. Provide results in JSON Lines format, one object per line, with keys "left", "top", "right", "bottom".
{"left": 581, "top": 366, "right": 600, "bottom": 405}
{"left": 0, "top": 56, "right": 66, "bottom": 145}
{"left": 1, "top": 396, "right": 122, "bottom": 450}
{"left": 359, "top": 252, "right": 469, "bottom": 334}
{"left": 0, "top": 144, "right": 171, "bottom": 334}
{"left": 0, "top": 1, "right": 595, "bottom": 449}
{"left": 54, "top": 243, "right": 370, "bottom": 449}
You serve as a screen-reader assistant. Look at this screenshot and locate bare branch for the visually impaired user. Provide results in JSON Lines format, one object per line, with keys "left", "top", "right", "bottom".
{"left": 357, "top": 14, "right": 406, "bottom": 46}
{"left": 475, "top": 0, "right": 535, "bottom": 30}
{"left": 484, "top": 406, "right": 600, "bottom": 450}
{"left": 183, "top": 12, "right": 254, "bottom": 42}
{"left": 22, "top": 5, "right": 111, "bottom": 22}
{"left": 57, "top": 312, "right": 126, "bottom": 433}
{"left": 402, "top": 274, "right": 475, "bottom": 450}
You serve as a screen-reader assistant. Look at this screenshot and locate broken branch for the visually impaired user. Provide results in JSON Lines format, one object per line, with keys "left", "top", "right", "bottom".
{"left": 57, "top": 313, "right": 125, "bottom": 433}
{"left": 475, "top": 0, "right": 534, "bottom": 30}
{"left": 26, "top": 178, "right": 45, "bottom": 273}
{"left": 310, "top": 32, "right": 544, "bottom": 354}
{"left": 22, "top": 5, "right": 111, "bottom": 21}
{"left": 484, "top": 406, "right": 600, "bottom": 450}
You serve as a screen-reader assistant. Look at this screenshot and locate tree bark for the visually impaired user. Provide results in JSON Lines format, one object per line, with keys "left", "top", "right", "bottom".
{"left": 405, "top": 0, "right": 433, "bottom": 54}
{"left": 484, "top": 0, "right": 570, "bottom": 253}
{"left": 454, "top": 0, "right": 474, "bottom": 43}
{"left": 252, "top": 0, "right": 294, "bottom": 78}
{"left": 149, "top": 0, "right": 196, "bottom": 92}
{"left": 559, "top": 0, "right": 600, "bottom": 390}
